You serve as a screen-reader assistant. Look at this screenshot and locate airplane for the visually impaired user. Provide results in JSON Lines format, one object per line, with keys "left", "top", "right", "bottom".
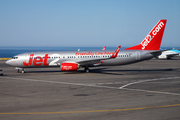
{"left": 156, "top": 48, "right": 180, "bottom": 59}
{"left": 6, "top": 19, "right": 167, "bottom": 73}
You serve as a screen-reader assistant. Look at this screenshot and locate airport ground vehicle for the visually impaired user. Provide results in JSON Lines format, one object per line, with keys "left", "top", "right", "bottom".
{"left": 0, "top": 69, "right": 3, "bottom": 76}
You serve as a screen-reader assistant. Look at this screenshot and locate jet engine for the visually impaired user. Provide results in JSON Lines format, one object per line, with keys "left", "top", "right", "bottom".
{"left": 60, "top": 63, "right": 79, "bottom": 71}
{"left": 158, "top": 55, "right": 167, "bottom": 59}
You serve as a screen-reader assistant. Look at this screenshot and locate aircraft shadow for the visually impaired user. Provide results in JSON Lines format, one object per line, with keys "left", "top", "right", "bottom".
{"left": 63, "top": 68, "right": 180, "bottom": 75}
{"left": 26, "top": 70, "right": 61, "bottom": 73}
{"left": 22, "top": 68, "right": 179, "bottom": 76}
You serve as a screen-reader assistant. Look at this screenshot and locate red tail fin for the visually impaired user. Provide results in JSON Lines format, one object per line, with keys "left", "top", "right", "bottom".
{"left": 125, "top": 19, "right": 167, "bottom": 50}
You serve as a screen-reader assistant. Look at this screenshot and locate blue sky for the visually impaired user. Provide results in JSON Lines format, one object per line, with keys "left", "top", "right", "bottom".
{"left": 0, "top": 0, "right": 179, "bottom": 47}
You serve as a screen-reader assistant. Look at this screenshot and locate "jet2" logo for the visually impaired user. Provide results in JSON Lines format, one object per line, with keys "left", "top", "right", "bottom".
{"left": 23, "top": 54, "right": 50, "bottom": 66}
{"left": 141, "top": 21, "right": 164, "bottom": 50}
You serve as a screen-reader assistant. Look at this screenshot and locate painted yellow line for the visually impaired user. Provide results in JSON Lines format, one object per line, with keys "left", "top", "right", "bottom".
{"left": 0, "top": 104, "right": 180, "bottom": 115}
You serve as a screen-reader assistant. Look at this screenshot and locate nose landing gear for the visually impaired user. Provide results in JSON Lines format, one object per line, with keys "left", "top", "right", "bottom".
{"left": 16, "top": 67, "right": 25, "bottom": 73}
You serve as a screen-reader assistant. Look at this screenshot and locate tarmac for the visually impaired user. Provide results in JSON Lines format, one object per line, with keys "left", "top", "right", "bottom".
{"left": 0, "top": 57, "right": 180, "bottom": 120}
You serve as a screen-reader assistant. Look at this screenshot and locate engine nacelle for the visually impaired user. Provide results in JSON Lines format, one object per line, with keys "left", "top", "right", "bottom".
{"left": 60, "top": 63, "right": 79, "bottom": 71}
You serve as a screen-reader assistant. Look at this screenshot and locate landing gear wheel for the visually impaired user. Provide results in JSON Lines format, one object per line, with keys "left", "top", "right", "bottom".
{"left": 21, "top": 68, "right": 25, "bottom": 73}
{"left": 86, "top": 69, "right": 89, "bottom": 73}
{"left": 84, "top": 67, "right": 90, "bottom": 73}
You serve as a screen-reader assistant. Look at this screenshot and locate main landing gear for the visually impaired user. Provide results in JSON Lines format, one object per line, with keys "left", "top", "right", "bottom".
{"left": 21, "top": 69, "right": 25, "bottom": 73}
{"left": 84, "top": 67, "right": 90, "bottom": 73}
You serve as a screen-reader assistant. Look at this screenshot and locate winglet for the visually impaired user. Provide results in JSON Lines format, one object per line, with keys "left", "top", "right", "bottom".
{"left": 111, "top": 46, "right": 121, "bottom": 58}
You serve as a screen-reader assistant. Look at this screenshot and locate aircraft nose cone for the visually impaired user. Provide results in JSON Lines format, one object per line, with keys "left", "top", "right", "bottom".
{"left": 5, "top": 60, "right": 12, "bottom": 66}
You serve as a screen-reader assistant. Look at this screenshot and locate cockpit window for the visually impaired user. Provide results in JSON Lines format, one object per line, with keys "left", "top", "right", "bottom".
{"left": 12, "top": 57, "right": 18, "bottom": 59}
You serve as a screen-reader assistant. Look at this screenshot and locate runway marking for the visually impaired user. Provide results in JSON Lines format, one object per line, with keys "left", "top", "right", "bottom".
{"left": 158, "top": 88, "right": 180, "bottom": 92}
{"left": 2, "top": 76, "right": 180, "bottom": 96}
{"left": 122, "top": 88, "right": 180, "bottom": 96}
{"left": 119, "top": 76, "right": 180, "bottom": 89}
{"left": 0, "top": 104, "right": 180, "bottom": 115}
{"left": 94, "top": 77, "right": 180, "bottom": 86}
{"left": 2, "top": 77, "right": 119, "bottom": 89}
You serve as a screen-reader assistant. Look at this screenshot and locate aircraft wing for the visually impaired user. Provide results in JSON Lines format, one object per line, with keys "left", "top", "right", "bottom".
{"left": 76, "top": 46, "right": 121, "bottom": 66}
{"left": 76, "top": 57, "right": 110, "bottom": 66}
{"left": 77, "top": 59, "right": 103, "bottom": 66}
{"left": 150, "top": 49, "right": 171, "bottom": 56}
